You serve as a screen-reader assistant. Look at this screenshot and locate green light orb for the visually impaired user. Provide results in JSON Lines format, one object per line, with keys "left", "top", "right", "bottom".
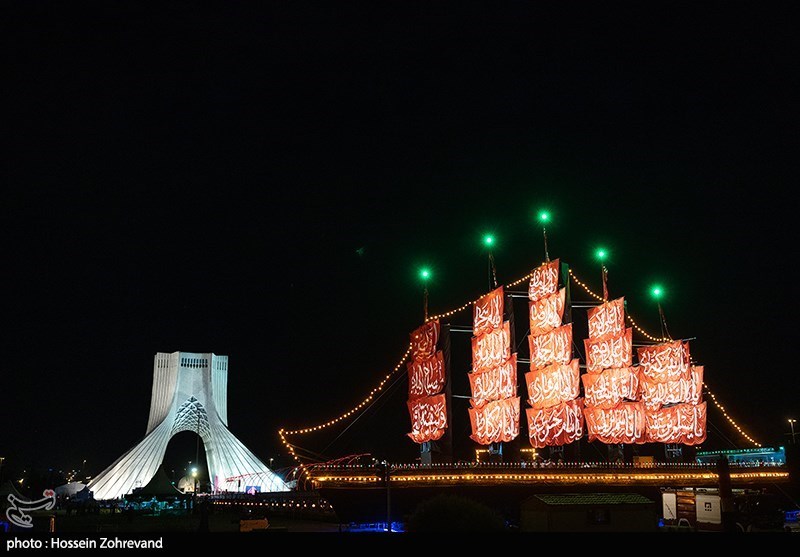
{"left": 419, "top": 268, "right": 431, "bottom": 281}
{"left": 483, "top": 234, "right": 495, "bottom": 247}
{"left": 538, "top": 211, "right": 550, "bottom": 223}
{"left": 651, "top": 285, "right": 664, "bottom": 299}
{"left": 596, "top": 248, "right": 607, "bottom": 261}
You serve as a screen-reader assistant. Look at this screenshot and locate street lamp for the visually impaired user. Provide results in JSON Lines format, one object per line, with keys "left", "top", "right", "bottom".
{"left": 269, "top": 458, "right": 274, "bottom": 469}
{"left": 789, "top": 419, "right": 798, "bottom": 444}
{"left": 192, "top": 467, "right": 198, "bottom": 493}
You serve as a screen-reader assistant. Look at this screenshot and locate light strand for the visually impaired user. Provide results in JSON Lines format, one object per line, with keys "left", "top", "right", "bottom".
{"left": 568, "top": 268, "right": 670, "bottom": 342}
{"left": 568, "top": 268, "right": 605, "bottom": 302}
{"left": 425, "top": 272, "right": 534, "bottom": 322}
{"left": 704, "top": 383, "right": 761, "bottom": 447}
{"left": 627, "top": 312, "right": 670, "bottom": 343}
{"left": 279, "top": 343, "right": 413, "bottom": 464}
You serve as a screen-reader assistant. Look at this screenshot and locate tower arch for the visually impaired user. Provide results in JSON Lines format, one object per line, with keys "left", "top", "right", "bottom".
{"left": 88, "top": 351, "right": 287, "bottom": 500}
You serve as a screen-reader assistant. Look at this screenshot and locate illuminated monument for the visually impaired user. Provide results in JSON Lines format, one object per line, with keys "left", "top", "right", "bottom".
{"left": 89, "top": 351, "right": 288, "bottom": 500}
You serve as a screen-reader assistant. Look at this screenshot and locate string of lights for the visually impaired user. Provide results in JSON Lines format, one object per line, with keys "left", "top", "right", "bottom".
{"left": 626, "top": 313, "right": 671, "bottom": 343}
{"left": 567, "top": 268, "right": 670, "bottom": 343}
{"left": 279, "top": 343, "right": 413, "bottom": 464}
{"left": 568, "top": 268, "right": 605, "bottom": 303}
{"left": 312, "top": 469, "right": 787, "bottom": 485}
{"left": 703, "top": 383, "right": 762, "bottom": 447}
{"left": 425, "top": 272, "right": 533, "bottom": 323}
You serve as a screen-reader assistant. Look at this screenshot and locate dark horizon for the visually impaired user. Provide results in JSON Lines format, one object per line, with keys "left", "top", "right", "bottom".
{"left": 3, "top": 3, "right": 798, "bottom": 482}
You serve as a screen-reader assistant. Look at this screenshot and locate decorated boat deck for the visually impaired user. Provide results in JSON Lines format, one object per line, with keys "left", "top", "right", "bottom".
{"left": 309, "top": 462, "right": 789, "bottom": 489}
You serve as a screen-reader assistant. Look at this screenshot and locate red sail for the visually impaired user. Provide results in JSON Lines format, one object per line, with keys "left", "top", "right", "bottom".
{"left": 470, "top": 286, "right": 515, "bottom": 443}
{"left": 526, "top": 398, "right": 585, "bottom": 448}
{"left": 584, "top": 328, "right": 632, "bottom": 373}
{"left": 581, "top": 366, "right": 640, "bottom": 410}
{"left": 468, "top": 397, "right": 520, "bottom": 445}
{"left": 529, "top": 259, "right": 560, "bottom": 302}
{"left": 645, "top": 402, "right": 707, "bottom": 445}
{"left": 640, "top": 366, "right": 703, "bottom": 411}
{"left": 408, "top": 319, "right": 447, "bottom": 445}
{"left": 529, "top": 323, "right": 573, "bottom": 370}
{"left": 407, "top": 351, "right": 446, "bottom": 400}
{"left": 472, "top": 321, "right": 511, "bottom": 372}
{"left": 529, "top": 288, "right": 566, "bottom": 336}
{"left": 587, "top": 297, "right": 625, "bottom": 340}
{"left": 407, "top": 393, "right": 447, "bottom": 443}
{"left": 473, "top": 286, "right": 504, "bottom": 337}
{"left": 408, "top": 430, "right": 445, "bottom": 444}
{"left": 524, "top": 359, "right": 580, "bottom": 409}
{"left": 584, "top": 401, "right": 646, "bottom": 444}
{"left": 410, "top": 319, "right": 440, "bottom": 361}
{"left": 469, "top": 354, "right": 517, "bottom": 408}
{"left": 637, "top": 340, "right": 691, "bottom": 383}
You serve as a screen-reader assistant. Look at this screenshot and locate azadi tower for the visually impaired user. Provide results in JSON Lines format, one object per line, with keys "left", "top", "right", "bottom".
{"left": 88, "top": 351, "right": 288, "bottom": 500}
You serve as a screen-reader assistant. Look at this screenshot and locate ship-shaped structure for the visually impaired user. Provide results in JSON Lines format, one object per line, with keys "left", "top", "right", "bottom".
{"left": 404, "top": 255, "right": 706, "bottom": 458}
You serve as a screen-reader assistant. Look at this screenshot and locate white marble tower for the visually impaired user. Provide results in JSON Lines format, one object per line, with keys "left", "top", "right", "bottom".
{"left": 88, "top": 351, "right": 288, "bottom": 500}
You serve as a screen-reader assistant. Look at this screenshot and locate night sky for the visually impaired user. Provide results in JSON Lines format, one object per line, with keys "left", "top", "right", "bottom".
{"left": 4, "top": 3, "right": 798, "bottom": 480}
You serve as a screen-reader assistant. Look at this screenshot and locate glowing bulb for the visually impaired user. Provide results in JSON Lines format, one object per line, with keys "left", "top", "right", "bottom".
{"left": 483, "top": 234, "right": 495, "bottom": 247}
{"left": 538, "top": 211, "right": 550, "bottom": 224}
{"left": 596, "top": 248, "right": 607, "bottom": 261}
{"left": 651, "top": 285, "right": 664, "bottom": 299}
{"left": 419, "top": 268, "right": 431, "bottom": 281}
